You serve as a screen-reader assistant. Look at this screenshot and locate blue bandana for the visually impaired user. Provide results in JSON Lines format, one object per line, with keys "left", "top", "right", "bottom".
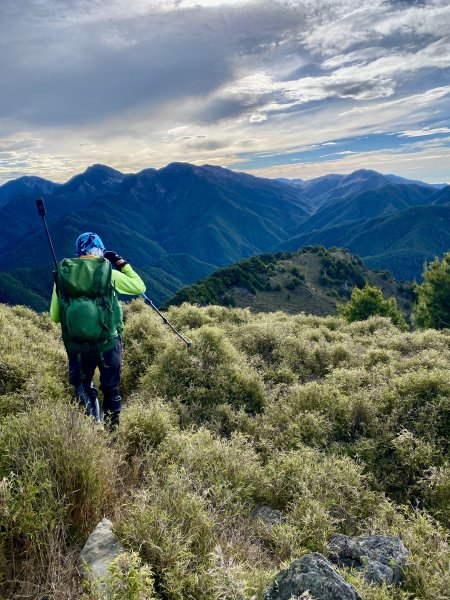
{"left": 75, "top": 232, "right": 105, "bottom": 256}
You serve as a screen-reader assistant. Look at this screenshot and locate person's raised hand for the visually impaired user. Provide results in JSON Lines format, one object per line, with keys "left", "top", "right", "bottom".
{"left": 104, "top": 251, "right": 128, "bottom": 270}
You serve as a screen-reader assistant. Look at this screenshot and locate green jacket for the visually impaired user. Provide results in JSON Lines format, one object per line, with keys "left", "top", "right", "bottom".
{"left": 50, "top": 257, "right": 146, "bottom": 324}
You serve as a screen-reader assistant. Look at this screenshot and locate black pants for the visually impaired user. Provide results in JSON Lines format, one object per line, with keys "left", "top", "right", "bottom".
{"left": 68, "top": 336, "right": 122, "bottom": 425}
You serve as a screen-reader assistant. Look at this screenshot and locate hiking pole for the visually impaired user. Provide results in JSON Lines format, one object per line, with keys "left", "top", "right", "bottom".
{"left": 141, "top": 293, "right": 193, "bottom": 348}
{"left": 36, "top": 198, "right": 58, "bottom": 271}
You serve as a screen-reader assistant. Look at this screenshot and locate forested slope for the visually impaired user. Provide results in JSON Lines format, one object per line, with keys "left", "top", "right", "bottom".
{"left": 165, "top": 246, "right": 414, "bottom": 317}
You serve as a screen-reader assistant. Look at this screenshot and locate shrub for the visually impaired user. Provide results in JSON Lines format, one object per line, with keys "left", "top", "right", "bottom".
{"left": 0, "top": 304, "right": 69, "bottom": 416}
{"left": 284, "top": 277, "right": 300, "bottom": 290}
{"left": 141, "top": 326, "right": 265, "bottom": 420}
{"left": 116, "top": 472, "right": 215, "bottom": 599}
{"left": 352, "top": 430, "right": 442, "bottom": 507}
{"left": 233, "top": 320, "right": 289, "bottom": 367}
{"left": 338, "top": 284, "right": 408, "bottom": 330}
{"left": 386, "top": 370, "right": 450, "bottom": 447}
{"left": 165, "top": 303, "right": 216, "bottom": 329}
{"left": 119, "top": 395, "right": 179, "bottom": 456}
{"left": 368, "top": 503, "right": 450, "bottom": 599}
{"left": 257, "top": 383, "right": 350, "bottom": 451}
{"left": 418, "top": 465, "right": 450, "bottom": 526}
{"left": 263, "top": 447, "right": 378, "bottom": 530}
{"left": 121, "top": 300, "right": 171, "bottom": 394}
{"left": 200, "top": 544, "right": 251, "bottom": 600}
{"left": 253, "top": 497, "right": 336, "bottom": 561}
{"left": 0, "top": 402, "right": 118, "bottom": 595}
{"left": 156, "top": 429, "right": 266, "bottom": 512}
{"left": 85, "top": 551, "right": 157, "bottom": 600}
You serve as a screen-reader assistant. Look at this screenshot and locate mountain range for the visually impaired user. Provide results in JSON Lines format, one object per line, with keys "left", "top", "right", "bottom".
{"left": 0, "top": 162, "right": 448, "bottom": 310}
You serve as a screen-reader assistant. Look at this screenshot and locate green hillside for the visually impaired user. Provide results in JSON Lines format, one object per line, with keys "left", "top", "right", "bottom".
{"left": 0, "top": 271, "right": 50, "bottom": 312}
{"left": 165, "top": 246, "right": 415, "bottom": 317}
{"left": 282, "top": 205, "right": 450, "bottom": 281}
{"left": 1, "top": 302, "right": 448, "bottom": 599}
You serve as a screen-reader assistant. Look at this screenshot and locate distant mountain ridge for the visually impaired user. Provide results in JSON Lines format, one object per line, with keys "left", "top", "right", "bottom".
{"left": 294, "top": 169, "right": 445, "bottom": 210}
{"left": 0, "top": 176, "right": 60, "bottom": 209}
{"left": 0, "top": 162, "right": 448, "bottom": 310}
{"left": 0, "top": 162, "right": 309, "bottom": 309}
{"left": 279, "top": 170, "right": 446, "bottom": 197}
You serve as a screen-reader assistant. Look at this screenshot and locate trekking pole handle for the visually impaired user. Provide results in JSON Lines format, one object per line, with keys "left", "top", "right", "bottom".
{"left": 141, "top": 293, "right": 193, "bottom": 348}
{"left": 36, "top": 198, "right": 46, "bottom": 216}
{"left": 36, "top": 197, "right": 59, "bottom": 271}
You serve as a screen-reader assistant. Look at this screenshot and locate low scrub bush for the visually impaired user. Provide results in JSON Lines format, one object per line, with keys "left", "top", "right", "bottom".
{"left": 0, "top": 401, "right": 118, "bottom": 597}
{"left": 121, "top": 300, "right": 172, "bottom": 394}
{"left": 385, "top": 370, "right": 450, "bottom": 446}
{"left": 84, "top": 551, "right": 157, "bottom": 600}
{"left": 264, "top": 447, "right": 378, "bottom": 530}
{"left": 141, "top": 326, "right": 265, "bottom": 420}
{"left": 166, "top": 303, "right": 251, "bottom": 330}
{"left": 119, "top": 395, "right": 179, "bottom": 456}
{"left": 0, "top": 305, "right": 69, "bottom": 416}
{"left": 368, "top": 503, "right": 450, "bottom": 599}
{"left": 156, "top": 429, "right": 266, "bottom": 513}
{"left": 116, "top": 472, "right": 215, "bottom": 599}
{"left": 257, "top": 383, "right": 354, "bottom": 452}
{"left": 417, "top": 465, "right": 450, "bottom": 526}
{"left": 201, "top": 543, "right": 253, "bottom": 600}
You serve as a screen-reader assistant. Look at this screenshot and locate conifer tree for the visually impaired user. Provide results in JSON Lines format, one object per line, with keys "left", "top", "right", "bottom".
{"left": 414, "top": 252, "right": 450, "bottom": 329}
{"left": 338, "top": 283, "right": 407, "bottom": 329}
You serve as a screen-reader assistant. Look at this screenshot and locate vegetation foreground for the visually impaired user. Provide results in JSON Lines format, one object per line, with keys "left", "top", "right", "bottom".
{"left": 0, "top": 301, "right": 449, "bottom": 599}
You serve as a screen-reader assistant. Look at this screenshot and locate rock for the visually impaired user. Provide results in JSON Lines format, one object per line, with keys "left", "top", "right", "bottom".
{"left": 328, "top": 534, "right": 408, "bottom": 585}
{"left": 251, "top": 505, "right": 284, "bottom": 525}
{"left": 264, "top": 553, "right": 362, "bottom": 600}
{"left": 79, "top": 518, "right": 124, "bottom": 582}
{"left": 364, "top": 560, "right": 395, "bottom": 586}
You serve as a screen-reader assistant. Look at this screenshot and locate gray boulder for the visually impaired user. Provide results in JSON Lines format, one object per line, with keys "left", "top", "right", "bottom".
{"left": 79, "top": 518, "right": 124, "bottom": 582}
{"left": 328, "top": 534, "right": 408, "bottom": 585}
{"left": 264, "top": 553, "right": 362, "bottom": 600}
{"left": 252, "top": 505, "right": 284, "bottom": 525}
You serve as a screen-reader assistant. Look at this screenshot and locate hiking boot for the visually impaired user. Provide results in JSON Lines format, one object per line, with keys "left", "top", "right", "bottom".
{"left": 104, "top": 394, "right": 121, "bottom": 431}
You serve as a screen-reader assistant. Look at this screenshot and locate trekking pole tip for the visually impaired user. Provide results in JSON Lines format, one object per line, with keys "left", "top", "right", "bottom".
{"left": 187, "top": 341, "right": 193, "bottom": 349}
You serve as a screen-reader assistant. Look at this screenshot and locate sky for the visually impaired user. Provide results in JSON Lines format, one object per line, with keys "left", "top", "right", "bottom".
{"left": 1, "top": 0, "right": 450, "bottom": 184}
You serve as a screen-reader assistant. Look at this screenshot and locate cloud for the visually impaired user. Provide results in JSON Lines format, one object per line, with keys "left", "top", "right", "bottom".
{"left": 340, "top": 86, "right": 450, "bottom": 116}
{"left": 247, "top": 144, "right": 450, "bottom": 184}
{"left": 0, "top": 0, "right": 312, "bottom": 127}
{"left": 320, "top": 150, "right": 359, "bottom": 157}
{"left": 398, "top": 127, "right": 450, "bottom": 137}
{"left": 0, "top": 137, "right": 41, "bottom": 152}
{"left": 303, "top": 0, "right": 450, "bottom": 56}
{"left": 0, "top": 0, "right": 449, "bottom": 183}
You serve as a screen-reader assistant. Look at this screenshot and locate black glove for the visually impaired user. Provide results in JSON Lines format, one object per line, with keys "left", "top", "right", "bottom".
{"left": 104, "top": 251, "right": 128, "bottom": 270}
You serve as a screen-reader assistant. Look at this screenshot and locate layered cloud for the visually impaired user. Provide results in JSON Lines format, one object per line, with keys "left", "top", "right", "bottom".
{"left": 0, "top": 0, "right": 449, "bottom": 183}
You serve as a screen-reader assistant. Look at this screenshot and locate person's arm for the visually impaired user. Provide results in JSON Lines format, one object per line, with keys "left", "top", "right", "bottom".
{"left": 49, "top": 284, "right": 60, "bottom": 323}
{"left": 111, "top": 264, "right": 146, "bottom": 295}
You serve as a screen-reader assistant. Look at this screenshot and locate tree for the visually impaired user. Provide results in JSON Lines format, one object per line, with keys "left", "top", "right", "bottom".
{"left": 337, "top": 283, "right": 408, "bottom": 329}
{"left": 414, "top": 252, "right": 450, "bottom": 329}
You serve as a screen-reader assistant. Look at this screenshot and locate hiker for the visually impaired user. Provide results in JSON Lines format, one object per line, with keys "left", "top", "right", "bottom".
{"left": 50, "top": 232, "right": 146, "bottom": 429}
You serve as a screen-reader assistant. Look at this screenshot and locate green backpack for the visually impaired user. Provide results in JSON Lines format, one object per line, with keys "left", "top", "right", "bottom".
{"left": 57, "top": 257, "right": 123, "bottom": 354}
